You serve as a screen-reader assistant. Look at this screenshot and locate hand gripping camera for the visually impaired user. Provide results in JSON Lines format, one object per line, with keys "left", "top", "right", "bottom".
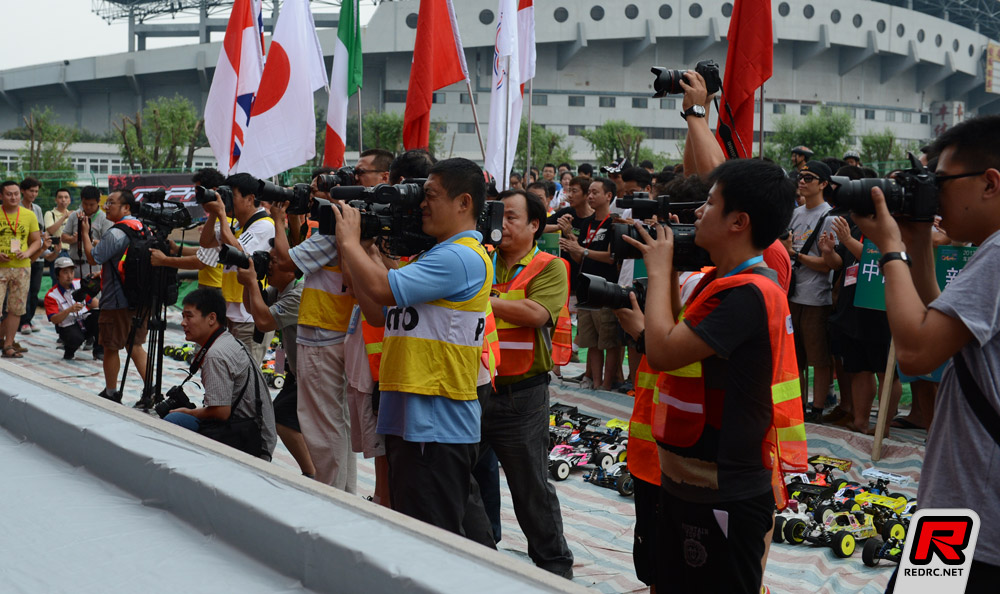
{"left": 828, "top": 153, "right": 939, "bottom": 222}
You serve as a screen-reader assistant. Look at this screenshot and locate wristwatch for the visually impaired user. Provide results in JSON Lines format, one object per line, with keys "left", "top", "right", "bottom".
{"left": 582, "top": 248, "right": 590, "bottom": 260}
{"left": 878, "top": 251, "right": 912, "bottom": 269}
{"left": 790, "top": 251, "right": 800, "bottom": 263}
{"left": 681, "top": 105, "right": 707, "bottom": 120}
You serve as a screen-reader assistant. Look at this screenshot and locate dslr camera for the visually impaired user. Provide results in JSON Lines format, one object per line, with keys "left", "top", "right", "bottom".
{"left": 577, "top": 274, "right": 648, "bottom": 311}
{"left": 609, "top": 193, "right": 713, "bottom": 271}
{"left": 256, "top": 180, "right": 313, "bottom": 215}
{"left": 155, "top": 385, "right": 195, "bottom": 419}
{"left": 315, "top": 166, "right": 358, "bottom": 192}
{"left": 651, "top": 59, "right": 722, "bottom": 97}
{"left": 72, "top": 274, "right": 101, "bottom": 303}
{"left": 828, "top": 153, "right": 938, "bottom": 222}
{"left": 195, "top": 185, "right": 234, "bottom": 212}
{"left": 218, "top": 244, "right": 270, "bottom": 281}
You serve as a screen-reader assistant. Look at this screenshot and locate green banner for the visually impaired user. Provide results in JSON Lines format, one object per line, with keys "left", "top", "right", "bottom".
{"left": 538, "top": 232, "right": 561, "bottom": 256}
{"left": 854, "top": 240, "right": 978, "bottom": 311}
{"left": 934, "top": 245, "right": 977, "bottom": 290}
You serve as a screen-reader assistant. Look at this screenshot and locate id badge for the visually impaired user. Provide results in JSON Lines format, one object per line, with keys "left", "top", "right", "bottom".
{"left": 347, "top": 304, "right": 361, "bottom": 335}
{"left": 844, "top": 264, "right": 859, "bottom": 287}
{"left": 10, "top": 239, "right": 20, "bottom": 253}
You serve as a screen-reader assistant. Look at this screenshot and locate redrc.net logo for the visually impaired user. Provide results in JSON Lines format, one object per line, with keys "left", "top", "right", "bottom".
{"left": 897, "top": 509, "right": 980, "bottom": 593}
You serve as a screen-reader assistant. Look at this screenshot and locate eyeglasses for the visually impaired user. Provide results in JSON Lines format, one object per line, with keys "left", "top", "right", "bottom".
{"left": 354, "top": 168, "right": 386, "bottom": 176}
{"left": 797, "top": 174, "right": 820, "bottom": 183}
{"left": 934, "top": 170, "right": 986, "bottom": 189}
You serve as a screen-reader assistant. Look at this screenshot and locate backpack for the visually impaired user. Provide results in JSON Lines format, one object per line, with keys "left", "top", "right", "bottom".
{"left": 113, "top": 221, "right": 178, "bottom": 309}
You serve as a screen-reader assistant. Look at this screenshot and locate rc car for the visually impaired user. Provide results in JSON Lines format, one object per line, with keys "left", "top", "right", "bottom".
{"left": 783, "top": 510, "right": 879, "bottom": 558}
{"left": 583, "top": 461, "right": 635, "bottom": 497}
{"left": 862, "top": 536, "right": 904, "bottom": 567}
{"left": 549, "top": 442, "right": 615, "bottom": 480}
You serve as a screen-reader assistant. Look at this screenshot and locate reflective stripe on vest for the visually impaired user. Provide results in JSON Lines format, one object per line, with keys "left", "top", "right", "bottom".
{"left": 222, "top": 216, "right": 274, "bottom": 303}
{"left": 481, "top": 302, "right": 500, "bottom": 386}
{"left": 379, "top": 237, "right": 493, "bottom": 401}
{"left": 492, "top": 250, "right": 570, "bottom": 377}
{"left": 628, "top": 356, "right": 661, "bottom": 485}
{"left": 650, "top": 270, "right": 808, "bottom": 510}
{"left": 298, "top": 264, "right": 356, "bottom": 332}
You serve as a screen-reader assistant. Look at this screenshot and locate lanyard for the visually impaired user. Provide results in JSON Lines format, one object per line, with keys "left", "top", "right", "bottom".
{"left": 183, "top": 327, "right": 227, "bottom": 383}
{"left": 722, "top": 255, "right": 764, "bottom": 278}
{"left": 584, "top": 215, "right": 610, "bottom": 247}
{"left": 2, "top": 207, "right": 19, "bottom": 237}
{"left": 492, "top": 246, "right": 538, "bottom": 284}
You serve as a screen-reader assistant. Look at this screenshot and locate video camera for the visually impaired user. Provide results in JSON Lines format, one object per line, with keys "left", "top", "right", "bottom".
{"left": 609, "top": 193, "right": 712, "bottom": 271}
{"left": 257, "top": 180, "right": 313, "bottom": 215}
{"left": 828, "top": 153, "right": 938, "bottom": 222}
{"left": 71, "top": 274, "right": 101, "bottom": 303}
{"left": 312, "top": 181, "right": 504, "bottom": 257}
{"left": 195, "top": 185, "right": 234, "bottom": 212}
{"left": 138, "top": 188, "right": 193, "bottom": 233}
{"left": 577, "top": 274, "right": 648, "bottom": 311}
{"left": 315, "top": 167, "right": 358, "bottom": 192}
{"left": 218, "top": 244, "right": 270, "bottom": 281}
{"left": 617, "top": 191, "right": 703, "bottom": 224}
{"left": 651, "top": 59, "right": 722, "bottom": 97}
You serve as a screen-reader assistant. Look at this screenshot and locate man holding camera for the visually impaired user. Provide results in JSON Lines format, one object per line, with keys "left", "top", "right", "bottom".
{"left": 332, "top": 158, "right": 495, "bottom": 546}
{"left": 855, "top": 116, "right": 1000, "bottom": 591}
{"left": 199, "top": 173, "right": 275, "bottom": 366}
{"left": 62, "top": 186, "right": 111, "bottom": 279}
{"left": 486, "top": 188, "right": 574, "bottom": 576}
{"left": 81, "top": 190, "right": 148, "bottom": 402}
{"left": 164, "top": 288, "right": 277, "bottom": 461}
{"left": 615, "top": 160, "right": 804, "bottom": 593}
{"left": 44, "top": 256, "right": 100, "bottom": 360}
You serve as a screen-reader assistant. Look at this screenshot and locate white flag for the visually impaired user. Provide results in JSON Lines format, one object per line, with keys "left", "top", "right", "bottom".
{"left": 484, "top": 0, "right": 521, "bottom": 191}
{"left": 236, "top": 0, "right": 328, "bottom": 179}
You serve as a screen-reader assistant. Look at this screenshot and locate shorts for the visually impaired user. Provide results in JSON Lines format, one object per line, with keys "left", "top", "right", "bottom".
{"left": 840, "top": 337, "right": 891, "bottom": 374}
{"left": 0, "top": 266, "right": 30, "bottom": 316}
{"left": 632, "top": 476, "right": 659, "bottom": 586}
{"left": 789, "top": 302, "right": 832, "bottom": 367}
{"left": 272, "top": 373, "right": 300, "bottom": 431}
{"left": 576, "top": 307, "right": 622, "bottom": 350}
{"left": 347, "top": 384, "right": 385, "bottom": 458}
{"left": 98, "top": 308, "right": 148, "bottom": 351}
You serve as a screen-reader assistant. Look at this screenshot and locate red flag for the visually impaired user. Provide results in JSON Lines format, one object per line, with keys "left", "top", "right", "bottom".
{"left": 716, "top": 0, "right": 772, "bottom": 158}
{"left": 402, "top": 0, "right": 469, "bottom": 150}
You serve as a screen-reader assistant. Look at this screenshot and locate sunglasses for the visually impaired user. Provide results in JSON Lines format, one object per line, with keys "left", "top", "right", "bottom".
{"left": 354, "top": 167, "right": 386, "bottom": 176}
{"left": 797, "top": 174, "right": 821, "bottom": 183}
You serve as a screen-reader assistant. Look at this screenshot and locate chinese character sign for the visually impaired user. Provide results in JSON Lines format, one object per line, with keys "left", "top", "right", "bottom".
{"left": 854, "top": 240, "right": 978, "bottom": 311}
{"left": 935, "top": 245, "right": 977, "bottom": 289}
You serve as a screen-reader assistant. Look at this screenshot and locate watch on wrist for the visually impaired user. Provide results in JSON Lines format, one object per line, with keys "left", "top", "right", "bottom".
{"left": 878, "top": 251, "right": 912, "bottom": 269}
{"left": 583, "top": 248, "right": 590, "bottom": 260}
{"left": 791, "top": 251, "right": 800, "bottom": 263}
{"left": 680, "top": 105, "right": 707, "bottom": 120}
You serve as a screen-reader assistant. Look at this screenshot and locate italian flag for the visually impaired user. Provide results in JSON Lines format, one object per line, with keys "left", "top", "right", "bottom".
{"left": 324, "top": 0, "right": 362, "bottom": 167}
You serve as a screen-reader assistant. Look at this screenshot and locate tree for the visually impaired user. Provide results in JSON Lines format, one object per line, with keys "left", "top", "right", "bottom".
{"left": 581, "top": 120, "right": 646, "bottom": 167}
{"left": 763, "top": 109, "right": 854, "bottom": 170}
{"left": 860, "top": 129, "right": 924, "bottom": 173}
{"left": 114, "top": 95, "right": 204, "bottom": 171}
{"left": 342, "top": 111, "right": 444, "bottom": 157}
{"left": 514, "top": 119, "right": 574, "bottom": 172}
{"left": 7, "top": 107, "right": 77, "bottom": 200}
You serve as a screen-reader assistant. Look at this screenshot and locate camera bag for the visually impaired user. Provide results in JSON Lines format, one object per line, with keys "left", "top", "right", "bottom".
{"left": 787, "top": 211, "right": 831, "bottom": 299}
{"left": 197, "top": 347, "right": 266, "bottom": 458}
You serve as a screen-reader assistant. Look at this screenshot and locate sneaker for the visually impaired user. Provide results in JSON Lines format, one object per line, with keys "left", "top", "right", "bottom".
{"left": 19, "top": 324, "right": 32, "bottom": 335}
{"left": 98, "top": 388, "right": 122, "bottom": 404}
{"left": 92, "top": 350, "right": 103, "bottom": 361}
{"left": 82, "top": 338, "right": 94, "bottom": 351}
{"left": 803, "top": 407, "right": 824, "bottom": 424}
{"left": 56, "top": 338, "right": 64, "bottom": 346}
{"left": 29, "top": 324, "right": 37, "bottom": 333}
{"left": 580, "top": 377, "right": 595, "bottom": 390}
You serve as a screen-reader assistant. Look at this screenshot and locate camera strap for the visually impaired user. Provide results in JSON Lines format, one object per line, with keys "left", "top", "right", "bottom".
{"left": 240, "top": 209, "right": 269, "bottom": 236}
{"left": 714, "top": 92, "right": 748, "bottom": 160}
{"left": 179, "top": 326, "right": 227, "bottom": 386}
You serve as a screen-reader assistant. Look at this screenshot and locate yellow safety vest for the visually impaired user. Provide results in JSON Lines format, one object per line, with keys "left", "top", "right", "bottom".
{"left": 379, "top": 236, "right": 493, "bottom": 401}
{"left": 298, "top": 263, "right": 356, "bottom": 332}
{"left": 221, "top": 215, "right": 274, "bottom": 303}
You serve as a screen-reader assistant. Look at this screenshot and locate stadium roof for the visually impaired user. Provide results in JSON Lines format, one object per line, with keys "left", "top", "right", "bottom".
{"left": 877, "top": 0, "right": 1000, "bottom": 41}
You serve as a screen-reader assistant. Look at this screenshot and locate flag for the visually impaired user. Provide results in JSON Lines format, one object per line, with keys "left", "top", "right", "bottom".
{"left": 204, "top": 0, "right": 263, "bottom": 174}
{"left": 252, "top": 0, "right": 265, "bottom": 59}
{"left": 484, "top": 0, "right": 521, "bottom": 191}
{"left": 324, "top": 0, "right": 362, "bottom": 168}
{"left": 716, "top": 0, "right": 773, "bottom": 158}
{"left": 236, "top": 0, "right": 329, "bottom": 179}
{"left": 402, "top": 0, "right": 470, "bottom": 150}
{"left": 517, "top": 0, "right": 535, "bottom": 87}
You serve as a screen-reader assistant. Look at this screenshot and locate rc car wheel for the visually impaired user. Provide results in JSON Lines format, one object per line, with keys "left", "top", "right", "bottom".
{"left": 772, "top": 517, "right": 786, "bottom": 544}
{"left": 863, "top": 537, "right": 884, "bottom": 567}
{"left": 883, "top": 519, "right": 906, "bottom": 541}
{"left": 616, "top": 472, "right": 635, "bottom": 497}
{"left": 783, "top": 519, "right": 807, "bottom": 544}
{"left": 832, "top": 478, "right": 848, "bottom": 491}
{"left": 597, "top": 452, "right": 614, "bottom": 471}
{"left": 273, "top": 375, "right": 285, "bottom": 389}
{"left": 833, "top": 531, "right": 856, "bottom": 558}
{"left": 617, "top": 450, "right": 627, "bottom": 463}
{"left": 842, "top": 498, "right": 861, "bottom": 513}
{"left": 551, "top": 460, "right": 570, "bottom": 481}
{"left": 185, "top": 353, "right": 194, "bottom": 363}
{"left": 815, "top": 503, "right": 837, "bottom": 523}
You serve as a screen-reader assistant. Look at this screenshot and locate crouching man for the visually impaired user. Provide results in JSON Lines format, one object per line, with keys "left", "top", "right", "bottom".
{"left": 164, "top": 288, "right": 277, "bottom": 461}
{"left": 44, "top": 256, "right": 100, "bottom": 360}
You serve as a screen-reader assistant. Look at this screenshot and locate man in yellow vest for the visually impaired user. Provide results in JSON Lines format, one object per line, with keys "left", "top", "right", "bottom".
{"left": 198, "top": 173, "right": 275, "bottom": 366}
{"left": 486, "top": 188, "right": 573, "bottom": 577}
{"left": 332, "top": 158, "right": 495, "bottom": 547}
{"left": 615, "top": 159, "right": 805, "bottom": 593}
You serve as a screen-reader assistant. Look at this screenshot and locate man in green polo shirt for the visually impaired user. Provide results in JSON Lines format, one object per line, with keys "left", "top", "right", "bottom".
{"left": 0, "top": 181, "right": 42, "bottom": 358}
{"left": 484, "top": 188, "right": 573, "bottom": 578}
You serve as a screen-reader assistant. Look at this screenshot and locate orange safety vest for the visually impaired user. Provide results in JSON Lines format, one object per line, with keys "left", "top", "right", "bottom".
{"left": 628, "top": 355, "right": 661, "bottom": 486}
{"left": 361, "top": 318, "right": 383, "bottom": 382}
{"left": 481, "top": 303, "right": 500, "bottom": 385}
{"left": 492, "top": 249, "right": 571, "bottom": 376}
{"left": 651, "top": 271, "right": 808, "bottom": 510}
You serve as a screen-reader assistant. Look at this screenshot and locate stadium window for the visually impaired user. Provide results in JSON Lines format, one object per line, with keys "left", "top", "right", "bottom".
{"left": 920, "top": 114, "right": 929, "bottom": 124}
{"left": 458, "top": 123, "right": 477, "bottom": 134}
{"left": 886, "top": 110, "right": 895, "bottom": 122}
{"left": 902, "top": 112, "right": 912, "bottom": 123}
{"left": 660, "top": 97, "right": 676, "bottom": 109}
{"left": 772, "top": 103, "right": 786, "bottom": 114}
{"left": 599, "top": 96, "right": 616, "bottom": 108}
{"left": 800, "top": 105, "right": 812, "bottom": 116}
{"left": 865, "top": 109, "right": 876, "bottom": 120}
{"left": 432, "top": 93, "right": 446, "bottom": 104}
{"left": 460, "top": 93, "right": 478, "bottom": 105}
{"left": 632, "top": 97, "right": 648, "bottom": 109}
{"left": 568, "top": 95, "right": 585, "bottom": 107}
{"left": 532, "top": 94, "right": 548, "bottom": 106}
{"left": 384, "top": 90, "right": 407, "bottom": 103}
{"left": 569, "top": 124, "right": 586, "bottom": 136}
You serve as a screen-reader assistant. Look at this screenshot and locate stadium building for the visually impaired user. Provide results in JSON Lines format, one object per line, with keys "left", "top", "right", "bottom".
{"left": 1, "top": 0, "right": 999, "bottom": 179}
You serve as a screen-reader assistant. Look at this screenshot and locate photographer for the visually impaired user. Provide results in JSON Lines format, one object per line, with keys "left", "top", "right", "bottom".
{"left": 854, "top": 116, "right": 1000, "bottom": 592}
{"left": 81, "top": 190, "right": 147, "bottom": 403}
{"left": 332, "top": 157, "right": 495, "bottom": 547}
{"left": 235, "top": 203, "right": 315, "bottom": 477}
{"left": 44, "top": 257, "right": 99, "bottom": 360}
{"left": 62, "top": 186, "right": 111, "bottom": 279}
{"left": 164, "top": 288, "right": 277, "bottom": 461}
{"left": 614, "top": 160, "right": 804, "bottom": 593}
{"left": 199, "top": 173, "right": 275, "bottom": 365}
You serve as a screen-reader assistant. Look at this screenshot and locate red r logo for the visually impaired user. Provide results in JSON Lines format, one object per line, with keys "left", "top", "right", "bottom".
{"left": 909, "top": 516, "right": 974, "bottom": 566}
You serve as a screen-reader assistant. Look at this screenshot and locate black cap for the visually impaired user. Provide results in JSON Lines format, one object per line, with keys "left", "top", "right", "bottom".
{"left": 800, "top": 160, "right": 832, "bottom": 183}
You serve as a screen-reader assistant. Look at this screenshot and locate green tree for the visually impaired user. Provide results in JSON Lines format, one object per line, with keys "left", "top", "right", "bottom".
{"left": 860, "top": 129, "right": 897, "bottom": 165}
{"left": 763, "top": 109, "right": 854, "bottom": 170}
{"left": 7, "top": 106, "right": 78, "bottom": 200}
{"left": 114, "top": 95, "right": 204, "bottom": 171}
{"left": 515, "top": 119, "right": 574, "bottom": 172}
{"left": 342, "top": 111, "right": 444, "bottom": 157}
{"left": 581, "top": 120, "right": 646, "bottom": 166}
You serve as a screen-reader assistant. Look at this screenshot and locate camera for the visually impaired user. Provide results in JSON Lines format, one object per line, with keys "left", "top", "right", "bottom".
{"left": 617, "top": 192, "right": 704, "bottom": 224}
{"left": 71, "top": 274, "right": 101, "bottom": 302}
{"left": 218, "top": 244, "right": 270, "bottom": 280}
{"left": 139, "top": 199, "right": 193, "bottom": 232}
{"left": 154, "top": 385, "right": 195, "bottom": 419}
{"left": 651, "top": 59, "right": 722, "bottom": 97}
{"left": 577, "top": 274, "right": 648, "bottom": 311}
{"left": 828, "top": 153, "right": 938, "bottom": 222}
{"left": 316, "top": 167, "right": 357, "bottom": 192}
{"left": 195, "top": 185, "right": 234, "bottom": 212}
{"left": 611, "top": 222, "right": 712, "bottom": 271}
{"left": 257, "top": 180, "right": 313, "bottom": 215}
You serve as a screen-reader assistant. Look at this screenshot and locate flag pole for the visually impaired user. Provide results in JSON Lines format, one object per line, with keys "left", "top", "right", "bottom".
{"left": 502, "top": 55, "right": 511, "bottom": 189}
{"left": 525, "top": 79, "right": 533, "bottom": 178}
{"left": 758, "top": 84, "right": 765, "bottom": 158}
{"left": 357, "top": 88, "right": 363, "bottom": 153}
{"left": 465, "top": 79, "right": 486, "bottom": 161}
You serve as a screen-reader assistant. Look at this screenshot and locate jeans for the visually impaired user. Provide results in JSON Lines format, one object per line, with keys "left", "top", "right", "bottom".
{"left": 164, "top": 412, "right": 200, "bottom": 431}
{"left": 482, "top": 376, "right": 574, "bottom": 576}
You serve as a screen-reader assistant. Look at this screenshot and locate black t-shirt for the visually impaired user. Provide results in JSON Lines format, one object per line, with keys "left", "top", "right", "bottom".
{"left": 658, "top": 269, "right": 776, "bottom": 503}
{"left": 577, "top": 214, "right": 619, "bottom": 284}
{"left": 547, "top": 206, "right": 593, "bottom": 290}
{"left": 827, "top": 224, "right": 891, "bottom": 342}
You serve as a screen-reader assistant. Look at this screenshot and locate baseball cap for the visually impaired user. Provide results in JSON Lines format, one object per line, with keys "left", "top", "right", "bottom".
{"left": 800, "top": 160, "right": 832, "bottom": 183}
{"left": 54, "top": 257, "right": 74, "bottom": 270}
{"left": 790, "top": 146, "right": 814, "bottom": 158}
{"left": 600, "top": 157, "right": 631, "bottom": 175}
